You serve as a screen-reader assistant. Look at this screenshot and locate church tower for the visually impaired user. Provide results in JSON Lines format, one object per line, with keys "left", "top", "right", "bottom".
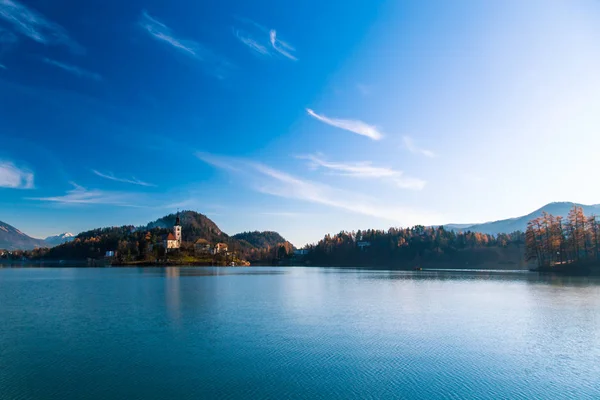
{"left": 174, "top": 211, "right": 182, "bottom": 247}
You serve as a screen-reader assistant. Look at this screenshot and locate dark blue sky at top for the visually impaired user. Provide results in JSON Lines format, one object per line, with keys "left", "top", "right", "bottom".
{"left": 2, "top": 0, "right": 381, "bottom": 166}
{"left": 2, "top": 0, "right": 600, "bottom": 245}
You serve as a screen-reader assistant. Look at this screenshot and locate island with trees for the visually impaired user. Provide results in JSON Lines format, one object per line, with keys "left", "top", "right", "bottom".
{"left": 2, "top": 211, "right": 295, "bottom": 267}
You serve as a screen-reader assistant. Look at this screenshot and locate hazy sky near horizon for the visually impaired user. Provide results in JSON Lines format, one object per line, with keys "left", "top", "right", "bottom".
{"left": 1, "top": 0, "right": 600, "bottom": 246}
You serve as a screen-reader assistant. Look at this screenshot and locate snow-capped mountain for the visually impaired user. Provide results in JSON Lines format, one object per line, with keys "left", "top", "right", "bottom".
{"left": 44, "top": 232, "right": 76, "bottom": 247}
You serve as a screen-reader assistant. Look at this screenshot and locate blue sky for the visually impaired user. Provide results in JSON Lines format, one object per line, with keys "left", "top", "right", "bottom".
{"left": 1, "top": 0, "right": 600, "bottom": 246}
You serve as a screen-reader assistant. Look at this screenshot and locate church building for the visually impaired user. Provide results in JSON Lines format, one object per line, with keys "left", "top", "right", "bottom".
{"left": 164, "top": 212, "right": 182, "bottom": 251}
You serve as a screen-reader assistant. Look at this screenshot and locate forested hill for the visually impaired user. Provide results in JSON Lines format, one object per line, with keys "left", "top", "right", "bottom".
{"left": 232, "top": 231, "right": 292, "bottom": 250}
{"left": 0, "top": 220, "right": 46, "bottom": 250}
{"left": 147, "top": 211, "right": 226, "bottom": 244}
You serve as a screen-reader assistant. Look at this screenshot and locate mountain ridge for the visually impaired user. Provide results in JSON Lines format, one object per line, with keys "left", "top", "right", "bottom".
{"left": 0, "top": 220, "right": 46, "bottom": 251}
{"left": 44, "top": 233, "right": 75, "bottom": 247}
{"left": 443, "top": 202, "right": 600, "bottom": 235}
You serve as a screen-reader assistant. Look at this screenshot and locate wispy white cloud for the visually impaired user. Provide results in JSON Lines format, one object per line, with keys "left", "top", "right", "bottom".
{"left": 269, "top": 29, "right": 297, "bottom": 61}
{"left": 28, "top": 182, "right": 143, "bottom": 207}
{"left": 306, "top": 108, "right": 383, "bottom": 141}
{"left": 196, "top": 152, "right": 438, "bottom": 226}
{"left": 299, "top": 154, "right": 426, "bottom": 190}
{"left": 0, "top": 161, "right": 33, "bottom": 189}
{"left": 234, "top": 28, "right": 270, "bottom": 56}
{"left": 139, "top": 10, "right": 198, "bottom": 56}
{"left": 402, "top": 136, "right": 436, "bottom": 158}
{"left": 233, "top": 18, "right": 297, "bottom": 61}
{"left": 0, "top": 63, "right": 5, "bottom": 69}
{"left": 0, "top": 0, "right": 83, "bottom": 53}
{"left": 92, "top": 170, "right": 155, "bottom": 187}
{"left": 196, "top": 152, "right": 244, "bottom": 173}
{"left": 139, "top": 10, "right": 232, "bottom": 78}
{"left": 300, "top": 154, "right": 396, "bottom": 178}
{"left": 42, "top": 58, "right": 102, "bottom": 81}
{"left": 254, "top": 164, "right": 432, "bottom": 223}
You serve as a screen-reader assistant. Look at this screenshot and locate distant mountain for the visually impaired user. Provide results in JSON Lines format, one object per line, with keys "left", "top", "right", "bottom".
{"left": 232, "top": 231, "right": 293, "bottom": 249}
{"left": 44, "top": 233, "right": 75, "bottom": 247}
{"left": 445, "top": 202, "right": 600, "bottom": 235}
{"left": 0, "top": 220, "right": 46, "bottom": 250}
{"left": 442, "top": 223, "right": 475, "bottom": 230}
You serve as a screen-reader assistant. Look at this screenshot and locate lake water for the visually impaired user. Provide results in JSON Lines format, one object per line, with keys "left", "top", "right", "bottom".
{"left": 1, "top": 267, "right": 599, "bottom": 399}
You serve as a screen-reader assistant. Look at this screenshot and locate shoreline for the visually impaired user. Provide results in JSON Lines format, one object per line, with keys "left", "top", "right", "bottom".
{"left": 2, "top": 260, "right": 599, "bottom": 276}
{"left": 529, "top": 263, "right": 600, "bottom": 276}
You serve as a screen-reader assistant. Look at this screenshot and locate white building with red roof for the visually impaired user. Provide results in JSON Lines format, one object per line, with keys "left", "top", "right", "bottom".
{"left": 163, "top": 212, "right": 182, "bottom": 251}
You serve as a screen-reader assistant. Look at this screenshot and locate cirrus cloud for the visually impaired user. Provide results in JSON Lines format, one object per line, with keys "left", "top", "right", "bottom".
{"left": 233, "top": 17, "right": 297, "bottom": 61}
{"left": 234, "top": 28, "right": 270, "bottom": 56}
{"left": 196, "top": 152, "right": 438, "bottom": 226}
{"left": 42, "top": 58, "right": 102, "bottom": 81}
{"left": 0, "top": 0, "right": 84, "bottom": 53}
{"left": 306, "top": 108, "right": 383, "bottom": 141}
{"left": 269, "top": 29, "right": 296, "bottom": 61}
{"left": 403, "top": 136, "right": 436, "bottom": 158}
{"left": 28, "top": 182, "right": 143, "bottom": 207}
{"left": 139, "top": 10, "right": 232, "bottom": 79}
{"left": 299, "top": 154, "right": 426, "bottom": 190}
{"left": 92, "top": 170, "right": 155, "bottom": 187}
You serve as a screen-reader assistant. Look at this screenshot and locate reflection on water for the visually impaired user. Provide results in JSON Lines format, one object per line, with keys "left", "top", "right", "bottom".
{"left": 154, "top": 267, "right": 288, "bottom": 326}
{"left": 165, "top": 267, "right": 181, "bottom": 325}
{"left": 0, "top": 266, "right": 599, "bottom": 400}
{"left": 339, "top": 267, "right": 600, "bottom": 287}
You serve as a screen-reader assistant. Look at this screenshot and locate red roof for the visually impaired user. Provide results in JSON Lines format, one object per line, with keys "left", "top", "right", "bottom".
{"left": 166, "top": 233, "right": 177, "bottom": 241}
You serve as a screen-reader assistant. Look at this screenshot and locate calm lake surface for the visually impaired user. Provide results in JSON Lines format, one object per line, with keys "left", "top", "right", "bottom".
{"left": 1, "top": 267, "right": 599, "bottom": 399}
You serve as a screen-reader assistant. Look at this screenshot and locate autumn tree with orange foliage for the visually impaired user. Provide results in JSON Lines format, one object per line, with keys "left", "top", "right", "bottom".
{"left": 526, "top": 205, "right": 599, "bottom": 267}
